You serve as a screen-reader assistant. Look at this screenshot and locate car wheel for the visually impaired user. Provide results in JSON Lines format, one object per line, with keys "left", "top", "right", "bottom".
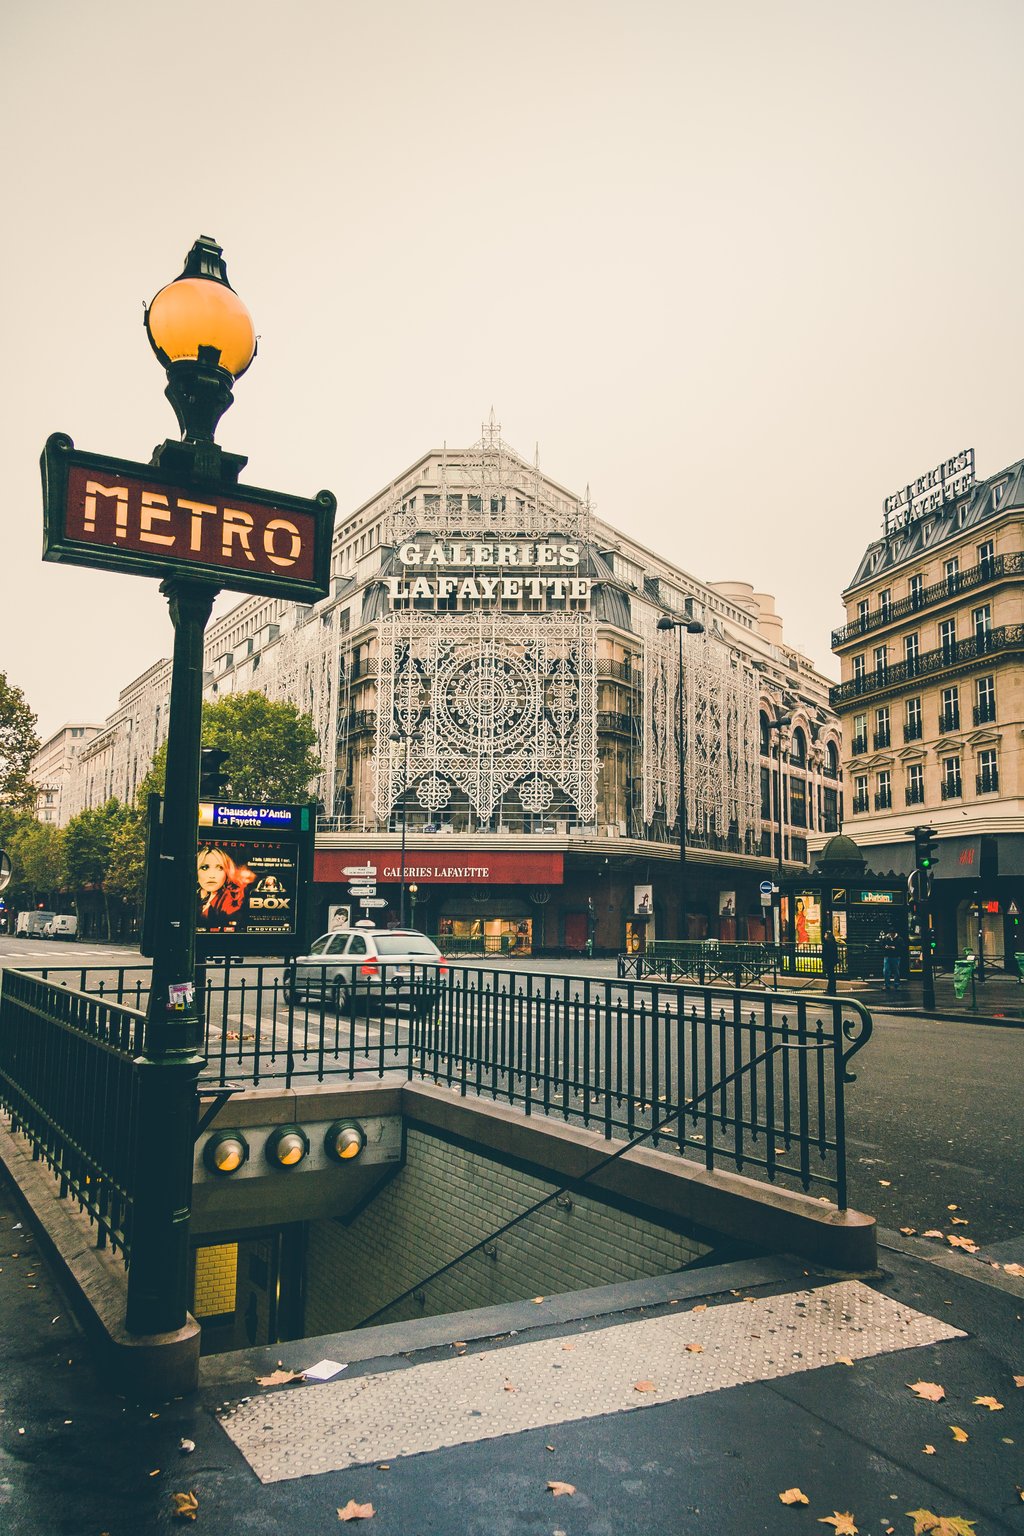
{"left": 332, "top": 977, "right": 350, "bottom": 1013}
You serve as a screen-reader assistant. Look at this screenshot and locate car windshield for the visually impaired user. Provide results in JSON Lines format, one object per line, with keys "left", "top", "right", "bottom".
{"left": 373, "top": 934, "right": 439, "bottom": 956}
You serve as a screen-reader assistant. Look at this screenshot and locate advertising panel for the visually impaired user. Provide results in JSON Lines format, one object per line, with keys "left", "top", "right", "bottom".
{"left": 197, "top": 838, "right": 299, "bottom": 937}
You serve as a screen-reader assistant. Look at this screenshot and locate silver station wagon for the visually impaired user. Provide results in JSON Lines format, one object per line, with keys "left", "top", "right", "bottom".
{"left": 287, "top": 927, "right": 446, "bottom": 1015}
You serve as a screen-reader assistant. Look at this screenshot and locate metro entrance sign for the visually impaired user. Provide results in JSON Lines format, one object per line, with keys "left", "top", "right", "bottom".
{"left": 41, "top": 434, "right": 334, "bottom": 604}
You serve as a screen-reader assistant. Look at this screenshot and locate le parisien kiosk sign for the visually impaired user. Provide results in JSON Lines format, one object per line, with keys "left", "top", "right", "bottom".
{"left": 41, "top": 433, "right": 334, "bottom": 602}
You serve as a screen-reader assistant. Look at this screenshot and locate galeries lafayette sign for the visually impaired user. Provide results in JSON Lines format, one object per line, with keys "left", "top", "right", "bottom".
{"left": 387, "top": 537, "right": 589, "bottom": 611}
{"left": 314, "top": 850, "right": 565, "bottom": 885}
{"left": 41, "top": 433, "right": 334, "bottom": 602}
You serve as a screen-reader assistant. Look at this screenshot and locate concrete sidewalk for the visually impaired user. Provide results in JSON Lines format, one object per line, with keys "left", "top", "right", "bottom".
{"left": 3, "top": 1171, "right": 1024, "bottom": 1535}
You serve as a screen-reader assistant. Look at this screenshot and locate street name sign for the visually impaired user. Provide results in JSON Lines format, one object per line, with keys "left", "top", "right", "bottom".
{"left": 41, "top": 433, "right": 335, "bottom": 603}
{"left": 360, "top": 897, "right": 388, "bottom": 909}
{"left": 348, "top": 884, "right": 376, "bottom": 896}
{"left": 342, "top": 865, "right": 377, "bottom": 878}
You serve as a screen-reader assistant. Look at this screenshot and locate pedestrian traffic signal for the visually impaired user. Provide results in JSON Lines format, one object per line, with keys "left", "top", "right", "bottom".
{"left": 913, "top": 826, "right": 937, "bottom": 873}
{"left": 200, "top": 748, "right": 230, "bottom": 797}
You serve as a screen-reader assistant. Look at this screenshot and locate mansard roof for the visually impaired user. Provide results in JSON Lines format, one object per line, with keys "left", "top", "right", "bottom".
{"left": 844, "top": 455, "right": 1024, "bottom": 595}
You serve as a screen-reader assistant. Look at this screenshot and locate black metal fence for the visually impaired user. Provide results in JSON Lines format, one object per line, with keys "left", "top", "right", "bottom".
{"left": 5, "top": 960, "right": 872, "bottom": 1209}
{"left": 0, "top": 968, "right": 142, "bottom": 1259}
{"left": 620, "top": 939, "right": 881, "bottom": 986}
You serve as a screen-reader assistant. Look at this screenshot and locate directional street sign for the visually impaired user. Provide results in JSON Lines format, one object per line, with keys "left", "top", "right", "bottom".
{"left": 348, "top": 885, "right": 376, "bottom": 896}
{"left": 759, "top": 880, "right": 774, "bottom": 895}
{"left": 343, "top": 865, "right": 376, "bottom": 878}
{"left": 360, "top": 897, "right": 388, "bottom": 909}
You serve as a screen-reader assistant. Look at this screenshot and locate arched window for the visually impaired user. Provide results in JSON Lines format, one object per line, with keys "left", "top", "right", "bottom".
{"left": 789, "top": 727, "right": 807, "bottom": 767}
{"left": 759, "top": 714, "right": 771, "bottom": 756}
{"left": 826, "top": 740, "right": 839, "bottom": 778}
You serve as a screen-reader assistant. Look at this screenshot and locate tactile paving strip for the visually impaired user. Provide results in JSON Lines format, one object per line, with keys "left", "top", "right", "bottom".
{"left": 217, "top": 1281, "right": 965, "bottom": 1483}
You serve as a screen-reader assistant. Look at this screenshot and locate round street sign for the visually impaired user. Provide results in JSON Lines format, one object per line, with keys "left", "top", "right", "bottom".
{"left": 0, "top": 851, "right": 11, "bottom": 893}
{"left": 759, "top": 880, "right": 774, "bottom": 895}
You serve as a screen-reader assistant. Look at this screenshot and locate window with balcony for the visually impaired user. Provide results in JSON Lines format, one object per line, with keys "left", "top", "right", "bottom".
{"left": 873, "top": 706, "right": 891, "bottom": 749}
{"left": 852, "top": 713, "right": 868, "bottom": 755}
{"left": 872, "top": 644, "right": 887, "bottom": 677}
{"left": 857, "top": 599, "right": 870, "bottom": 626}
{"left": 853, "top": 654, "right": 866, "bottom": 685}
{"left": 976, "top": 748, "right": 999, "bottom": 795}
{"left": 906, "top": 763, "right": 925, "bottom": 806}
{"left": 977, "top": 539, "right": 995, "bottom": 579}
{"left": 974, "top": 675, "right": 996, "bottom": 725}
{"left": 944, "top": 556, "right": 960, "bottom": 594}
{"left": 875, "top": 771, "right": 892, "bottom": 811}
{"left": 903, "top": 631, "right": 919, "bottom": 672}
{"left": 973, "top": 604, "right": 992, "bottom": 643}
{"left": 939, "top": 686, "right": 960, "bottom": 733}
{"left": 939, "top": 617, "right": 957, "bottom": 656}
{"left": 852, "top": 774, "right": 869, "bottom": 814}
{"left": 941, "top": 755, "right": 962, "bottom": 800}
{"left": 904, "top": 697, "right": 923, "bottom": 741}
{"left": 878, "top": 588, "right": 892, "bottom": 620}
{"left": 908, "top": 572, "right": 924, "bottom": 608}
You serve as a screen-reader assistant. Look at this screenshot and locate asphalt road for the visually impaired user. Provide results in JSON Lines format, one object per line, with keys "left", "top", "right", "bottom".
{"left": 3, "top": 939, "right": 1022, "bottom": 1250}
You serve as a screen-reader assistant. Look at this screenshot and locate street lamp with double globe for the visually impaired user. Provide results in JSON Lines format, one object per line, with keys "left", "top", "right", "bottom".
{"left": 390, "top": 726, "right": 423, "bottom": 926}
{"left": 656, "top": 614, "right": 705, "bottom": 939}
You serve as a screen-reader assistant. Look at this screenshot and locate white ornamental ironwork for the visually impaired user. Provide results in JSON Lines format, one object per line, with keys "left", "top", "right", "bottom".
{"left": 638, "top": 607, "right": 760, "bottom": 847}
{"left": 375, "top": 611, "right": 597, "bottom": 824}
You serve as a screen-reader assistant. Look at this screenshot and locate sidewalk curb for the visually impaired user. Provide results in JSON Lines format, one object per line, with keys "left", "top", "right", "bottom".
{"left": 876, "top": 1224, "right": 1024, "bottom": 1297}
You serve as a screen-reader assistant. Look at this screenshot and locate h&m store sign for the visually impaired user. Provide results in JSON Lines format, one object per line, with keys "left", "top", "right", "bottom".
{"left": 387, "top": 538, "right": 590, "bottom": 611}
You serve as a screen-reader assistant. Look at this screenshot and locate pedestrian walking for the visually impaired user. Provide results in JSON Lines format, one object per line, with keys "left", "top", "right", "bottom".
{"left": 822, "top": 926, "right": 838, "bottom": 995}
{"left": 881, "top": 928, "right": 900, "bottom": 992}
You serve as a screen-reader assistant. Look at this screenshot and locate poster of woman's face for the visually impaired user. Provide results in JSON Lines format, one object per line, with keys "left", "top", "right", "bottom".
{"left": 196, "top": 840, "right": 298, "bottom": 936}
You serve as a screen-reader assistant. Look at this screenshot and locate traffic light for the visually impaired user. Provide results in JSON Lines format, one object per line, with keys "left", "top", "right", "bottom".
{"left": 913, "top": 826, "right": 937, "bottom": 873}
{"left": 200, "top": 748, "right": 230, "bottom": 798}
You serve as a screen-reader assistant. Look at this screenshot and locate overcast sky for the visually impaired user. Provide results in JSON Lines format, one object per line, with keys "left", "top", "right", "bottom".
{"left": 5, "top": 0, "right": 1024, "bottom": 742}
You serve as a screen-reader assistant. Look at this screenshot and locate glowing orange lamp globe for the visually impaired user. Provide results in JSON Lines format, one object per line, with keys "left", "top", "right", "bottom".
{"left": 147, "top": 275, "right": 256, "bottom": 380}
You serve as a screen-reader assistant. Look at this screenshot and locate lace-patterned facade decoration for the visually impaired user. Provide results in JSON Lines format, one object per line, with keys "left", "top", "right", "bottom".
{"left": 256, "top": 611, "right": 339, "bottom": 811}
{"left": 375, "top": 611, "right": 597, "bottom": 824}
{"left": 638, "top": 608, "right": 760, "bottom": 847}
{"left": 387, "top": 413, "right": 592, "bottom": 546}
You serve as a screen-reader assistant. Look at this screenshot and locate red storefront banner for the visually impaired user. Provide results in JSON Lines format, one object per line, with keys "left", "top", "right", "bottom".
{"left": 314, "top": 850, "right": 564, "bottom": 885}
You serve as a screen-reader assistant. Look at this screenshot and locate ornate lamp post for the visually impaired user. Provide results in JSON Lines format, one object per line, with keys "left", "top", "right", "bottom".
{"left": 656, "top": 615, "right": 705, "bottom": 940}
{"left": 390, "top": 726, "right": 423, "bottom": 926}
{"left": 127, "top": 239, "right": 256, "bottom": 1336}
{"left": 408, "top": 882, "right": 419, "bottom": 928}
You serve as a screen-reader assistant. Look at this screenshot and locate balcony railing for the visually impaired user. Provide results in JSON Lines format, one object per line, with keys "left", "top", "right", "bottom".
{"left": 851, "top": 794, "right": 870, "bottom": 814}
{"left": 832, "top": 552, "right": 1024, "bottom": 646}
{"left": 938, "top": 710, "right": 961, "bottom": 734}
{"left": 940, "top": 778, "right": 963, "bottom": 800}
{"left": 903, "top": 719, "right": 922, "bottom": 742}
{"left": 851, "top": 735, "right": 868, "bottom": 755}
{"left": 905, "top": 784, "right": 925, "bottom": 805}
{"left": 831, "top": 626, "right": 1024, "bottom": 708}
{"left": 872, "top": 728, "right": 891, "bottom": 749}
{"left": 973, "top": 702, "right": 997, "bottom": 725}
{"left": 873, "top": 789, "right": 891, "bottom": 811}
{"left": 976, "top": 770, "right": 999, "bottom": 795}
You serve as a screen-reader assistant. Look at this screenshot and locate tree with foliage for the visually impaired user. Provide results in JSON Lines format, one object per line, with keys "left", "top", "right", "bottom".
{"left": 6, "top": 820, "right": 66, "bottom": 908}
{"left": 64, "top": 799, "right": 133, "bottom": 939}
{"left": 0, "top": 671, "right": 40, "bottom": 812}
{"left": 138, "top": 693, "right": 321, "bottom": 805}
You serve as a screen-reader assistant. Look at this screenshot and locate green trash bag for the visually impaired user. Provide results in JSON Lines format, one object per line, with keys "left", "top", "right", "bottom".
{"left": 953, "top": 957, "right": 976, "bottom": 999}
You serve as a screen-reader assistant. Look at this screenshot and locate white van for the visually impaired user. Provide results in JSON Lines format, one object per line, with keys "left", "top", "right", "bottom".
{"left": 45, "top": 915, "right": 78, "bottom": 941}
{"left": 16, "top": 911, "right": 55, "bottom": 938}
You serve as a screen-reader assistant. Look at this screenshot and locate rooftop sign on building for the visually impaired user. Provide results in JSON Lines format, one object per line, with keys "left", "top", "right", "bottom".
{"left": 882, "top": 449, "right": 974, "bottom": 537}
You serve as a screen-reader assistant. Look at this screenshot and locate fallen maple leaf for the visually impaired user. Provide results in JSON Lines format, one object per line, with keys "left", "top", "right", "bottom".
{"left": 923, "top": 1445, "right": 936, "bottom": 1455}
{"left": 949, "top": 1426, "right": 968, "bottom": 1442}
{"left": 900, "top": 1227, "right": 917, "bottom": 1236}
{"left": 532, "top": 1297, "right": 544, "bottom": 1304}
{"left": 256, "top": 1368, "right": 304, "bottom": 1386}
{"left": 906, "top": 1511, "right": 977, "bottom": 1535}
{"left": 973, "top": 1395, "right": 1003, "bottom": 1410}
{"left": 908, "top": 1380, "right": 945, "bottom": 1401}
{"left": 946, "top": 1235, "right": 979, "bottom": 1253}
{"left": 879, "top": 1179, "right": 892, "bottom": 1187}
{"left": 633, "top": 1380, "right": 657, "bottom": 1393}
{"left": 547, "top": 1480, "right": 575, "bottom": 1497}
{"left": 923, "top": 1230, "right": 944, "bottom": 1239}
{"left": 950, "top": 1217, "right": 968, "bottom": 1226}
{"left": 561, "top": 1343, "right": 574, "bottom": 1352}
{"left": 818, "top": 1513, "right": 858, "bottom": 1534}
{"left": 171, "top": 1491, "right": 199, "bottom": 1522}
{"left": 337, "top": 1500, "right": 375, "bottom": 1521}
{"left": 836, "top": 1356, "right": 854, "bottom": 1367}
{"left": 1003, "top": 1263, "right": 1024, "bottom": 1277}
{"left": 503, "top": 1383, "right": 516, "bottom": 1393}
{"left": 692, "top": 1303, "right": 708, "bottom": 1313}
{"left": 779, "top": 1488, "right": 809, "bottom": 1504}
{"left": 1014, "top": 1375, "right": 1024, "bottom": 1388}
{"left": 947, "top": 1204, "right": 959, "bottom": 1211}
{"left": 685, "top": 1342, "right": 703, "bottom": 1353}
